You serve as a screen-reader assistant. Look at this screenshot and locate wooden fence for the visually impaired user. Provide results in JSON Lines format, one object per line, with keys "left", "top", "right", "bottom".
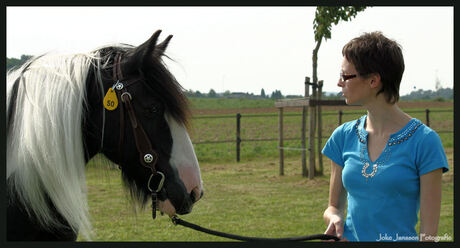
{"left": 191, "top": 108, "right": 453, "bottom": 162}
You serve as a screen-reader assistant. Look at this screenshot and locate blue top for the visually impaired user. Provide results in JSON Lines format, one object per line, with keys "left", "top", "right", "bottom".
{"left": 322, "top": 115, "right": 449, "bottom": 242}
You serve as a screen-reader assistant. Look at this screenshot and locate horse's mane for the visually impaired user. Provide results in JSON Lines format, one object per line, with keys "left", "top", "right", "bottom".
{"left": 7, "top": 51, "right": 96, "bottom": 239}
{"left": 6, "top": 42, "right": 190, "bottom": 240}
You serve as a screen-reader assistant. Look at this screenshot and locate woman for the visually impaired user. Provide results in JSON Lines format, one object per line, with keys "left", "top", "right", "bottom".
{"left": 321, "top": 31, "right": 449, "bottom": 242}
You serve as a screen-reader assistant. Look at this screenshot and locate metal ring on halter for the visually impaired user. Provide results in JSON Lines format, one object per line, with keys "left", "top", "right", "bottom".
{"left": 144, "top": 153, "right": 155, "bottom": 163}
{"left": 148, "top": 171, "right": 165, "bottom": 193}
{"left": 121, "top": 92, "right": 132, "bottom": 102}
{"left": 115, "top": 82, "right": 124, "bottom": 90}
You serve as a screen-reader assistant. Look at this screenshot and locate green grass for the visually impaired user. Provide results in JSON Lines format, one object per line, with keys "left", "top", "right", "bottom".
{"left": 189, "top": 97, "right": 276, "bottom": 110}
{"left": 187, "top": 97, "right": 454, "bottom": 110}
{"left": 80, "top": 151, "right": 453, "bottom": 241}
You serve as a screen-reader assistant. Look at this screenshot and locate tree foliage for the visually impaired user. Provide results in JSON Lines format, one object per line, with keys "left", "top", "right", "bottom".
{"left": 7, "top": 54, "right": 33, "bottom": 71}
{"left": 400, "top": 87, "right": 453, "bottom": 101}
{"left": 313, "top": 6, "right": 367, "bottom": 43}
{"left": 311, "top": 6, "right": 367, "bottom": 85}
{"left": 208, "top": 89, "right": 217, "bottom": 98}
{"left": 270, "top": 90, "right": 283, "bottom": 99}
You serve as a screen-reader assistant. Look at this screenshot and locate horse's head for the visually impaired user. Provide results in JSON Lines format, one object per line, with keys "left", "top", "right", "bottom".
{"left": 84, "top": 30, "right": 203, "bottom": 217}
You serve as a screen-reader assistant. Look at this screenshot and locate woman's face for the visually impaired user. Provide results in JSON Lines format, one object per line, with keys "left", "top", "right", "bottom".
{"left": 337, "top": 57, "right": 372, "bottom": 105}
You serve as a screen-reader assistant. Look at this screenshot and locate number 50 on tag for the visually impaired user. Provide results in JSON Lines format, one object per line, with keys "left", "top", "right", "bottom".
{"left": 103, "top": 88, "right": 118, "bottom": 110}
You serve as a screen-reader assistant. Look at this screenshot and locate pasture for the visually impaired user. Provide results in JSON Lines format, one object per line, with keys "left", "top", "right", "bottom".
{"left": 81, "top": 99, "right": 454, "bottom": 241}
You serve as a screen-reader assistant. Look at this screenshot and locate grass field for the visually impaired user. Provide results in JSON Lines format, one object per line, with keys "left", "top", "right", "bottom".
{"left": 82, "top": 153, "right": 453, "bottom": 241}
{"left": 189, "top": 97, "right": 277, "bottom": 110}
{"left": 79, "top": 99, "right": 454, "bottom": 242}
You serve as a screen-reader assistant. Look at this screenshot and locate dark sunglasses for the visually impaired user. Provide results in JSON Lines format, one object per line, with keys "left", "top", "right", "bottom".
{"left": 339, "top": 73, "right": 357, "bottom": 82}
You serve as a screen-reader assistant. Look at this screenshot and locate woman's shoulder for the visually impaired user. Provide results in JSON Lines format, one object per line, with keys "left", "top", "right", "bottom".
{"left": 388, "top": 117, "right": 442, "bottom": 149}
{"left": 410, "top": 118, "right": 443, "bottom": 143}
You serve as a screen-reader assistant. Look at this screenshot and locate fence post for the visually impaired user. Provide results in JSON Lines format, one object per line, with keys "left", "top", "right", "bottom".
{"left": 236, "top": 113, "right": 241, "bottom": 162}
{"left": 338, "top": 110, "right": 343, "bottom": 125}
{"left": 301, "top": 77, "right": 310, "bottom": 177}
{"left": 425, "top": 109, "right": 430, "bottom": 127}
{"left": 317, "top": 80, "right": 323, "bottom": 176}
{"left": 309, "top": 94, "right": 316, "bottom": 180}
{"left": 279, "top": 108, "right": 284, "bottom": 176}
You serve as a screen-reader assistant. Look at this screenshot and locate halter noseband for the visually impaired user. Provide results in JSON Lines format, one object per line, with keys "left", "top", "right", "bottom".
{"left": 112, "top": 53, "right": 164, "bottom": 219}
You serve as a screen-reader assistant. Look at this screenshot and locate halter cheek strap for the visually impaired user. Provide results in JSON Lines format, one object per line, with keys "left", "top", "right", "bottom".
{"left": 112, "top": 53, "right": 163, "bottom": 219}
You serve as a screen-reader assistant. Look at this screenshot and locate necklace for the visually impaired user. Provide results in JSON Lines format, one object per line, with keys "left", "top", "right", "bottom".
{"left": 354, "top": 117, "right": 392, "bottom": 180}
{"left": 354, "top": 116, "right": 422, "bottom": 180}
{"left": 359, "top": 145, "right": 391, "bottom": 179}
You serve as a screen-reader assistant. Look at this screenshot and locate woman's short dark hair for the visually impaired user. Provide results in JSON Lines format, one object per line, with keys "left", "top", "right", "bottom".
{"left": 342, "top": 31, "right": 404, "bottom": 104}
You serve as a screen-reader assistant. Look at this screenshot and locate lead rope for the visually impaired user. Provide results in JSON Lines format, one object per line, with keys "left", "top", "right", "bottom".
{"left": 170, "top": 215, "right": 339, "bottom": 242}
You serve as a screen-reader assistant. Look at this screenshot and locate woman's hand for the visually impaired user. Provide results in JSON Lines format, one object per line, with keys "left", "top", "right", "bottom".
{"left": 324, "top": 213, "right": 348, "bottom": 241}
{"left": 323, "top": 161, "right": 348, "bottom": 241}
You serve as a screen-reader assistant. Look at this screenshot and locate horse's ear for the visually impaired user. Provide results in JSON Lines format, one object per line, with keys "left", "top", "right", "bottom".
{"left": 143, "top": 30, "right": 162, "bottom": 59}
{"left": 155, "top": 35, "right": 173, "bottom": 56}
{"left": 124, "top": 30, "right": 162, "bottom": 72}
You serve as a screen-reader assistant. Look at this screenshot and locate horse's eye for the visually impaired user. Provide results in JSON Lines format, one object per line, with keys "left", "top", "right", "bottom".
{"left": 144, "top": 104, "right": 162, "bottom": 119}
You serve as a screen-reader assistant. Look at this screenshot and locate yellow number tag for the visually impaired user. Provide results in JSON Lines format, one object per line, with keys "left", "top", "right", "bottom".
{"left": 103, "top": 88, "right": 118, "bottom": 110}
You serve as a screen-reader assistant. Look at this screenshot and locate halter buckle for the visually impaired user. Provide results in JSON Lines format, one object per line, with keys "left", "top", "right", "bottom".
{"left": 148, "top": 171, "right": 165, "bottom": 193}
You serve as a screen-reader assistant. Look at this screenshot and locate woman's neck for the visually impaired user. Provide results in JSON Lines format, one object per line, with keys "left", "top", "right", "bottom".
{"left": 364, "top": 98, "right": 412, "bottom": 136}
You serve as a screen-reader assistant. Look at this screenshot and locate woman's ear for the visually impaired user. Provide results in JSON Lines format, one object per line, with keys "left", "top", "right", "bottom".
{"left": 369, "top": 73, "right": 382, "bottom": 89}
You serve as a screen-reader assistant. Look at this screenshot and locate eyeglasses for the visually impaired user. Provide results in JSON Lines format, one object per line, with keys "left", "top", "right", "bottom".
{"left": 339, "top": 73, "right": 357, "bottom": 82}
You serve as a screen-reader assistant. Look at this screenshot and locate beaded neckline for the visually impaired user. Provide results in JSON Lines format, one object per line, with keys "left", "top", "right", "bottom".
{"left": 354, "top": 115, "right": 423, "bottom": 180}
{"left": 353, "top": 115, "right": 422, "bottom": 146}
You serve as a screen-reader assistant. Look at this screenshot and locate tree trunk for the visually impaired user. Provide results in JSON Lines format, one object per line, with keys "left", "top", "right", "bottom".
{"left": 312, "top": 37, "right": 322, "bottom": 86}
{"left": 311, "top": 37, "right": 322, "bottom": 177}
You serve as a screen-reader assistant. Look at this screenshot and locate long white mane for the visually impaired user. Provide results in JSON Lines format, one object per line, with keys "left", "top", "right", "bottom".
{"left": 6, "top": 51, "right": 102, "bottom": 239}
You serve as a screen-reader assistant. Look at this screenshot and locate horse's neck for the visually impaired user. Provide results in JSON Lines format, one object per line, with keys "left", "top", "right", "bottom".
{"left": 82, "top": 74, "right": 104, "bottom": 164}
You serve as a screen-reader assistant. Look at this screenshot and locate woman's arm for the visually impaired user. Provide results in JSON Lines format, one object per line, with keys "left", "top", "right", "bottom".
{"left": 323, "top": 161, "right": 347, "bottom": 240}
{"left": 419, "top": 168, "right": 443, "bottom": 242}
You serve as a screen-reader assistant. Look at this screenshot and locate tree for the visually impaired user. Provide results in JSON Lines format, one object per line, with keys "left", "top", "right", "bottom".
{"left": 260, "top": 88, "right": 266, "bottom": 98}
{"left": 195, "top": 90, "right": 204, "bottom": 97}
{"left": 311, "top": 7, "right": 367, "bottom": 176}
{"left": 270, "top": 90, "right": 283, "bottom": 99}
{"left": 312, "top": 6, "right": 367, "bottom": 86}
{"left": 208, "top": 89, "right": 217, "bottom": 98}
{"left": 7, "top": 54, "right": 33, "bottom": 71}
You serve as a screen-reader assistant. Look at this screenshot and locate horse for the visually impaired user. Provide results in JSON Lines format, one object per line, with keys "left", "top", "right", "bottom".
{"left": 6, "top": 30, "right": 204, "bottom": 241}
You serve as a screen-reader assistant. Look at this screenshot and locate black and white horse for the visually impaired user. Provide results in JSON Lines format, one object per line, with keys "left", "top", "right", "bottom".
{"left": 6, "top": 30, "right": 204, "bottom": 241}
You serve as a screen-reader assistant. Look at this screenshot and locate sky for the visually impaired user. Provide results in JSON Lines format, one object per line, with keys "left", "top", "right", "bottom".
{"left": 6, "top": 6, "right": 453, "bottom": 96}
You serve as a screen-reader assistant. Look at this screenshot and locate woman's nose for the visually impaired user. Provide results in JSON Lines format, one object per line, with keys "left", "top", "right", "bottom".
{"left": 337, "top": 79, "right": 344, "bottom": 88}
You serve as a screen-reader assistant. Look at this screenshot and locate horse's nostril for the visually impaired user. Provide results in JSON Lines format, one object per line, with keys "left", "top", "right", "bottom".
{"left": 190, "top": 187, "right": 203, "bottom": 203}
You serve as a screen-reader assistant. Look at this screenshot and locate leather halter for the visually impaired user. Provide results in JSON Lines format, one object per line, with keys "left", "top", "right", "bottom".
{"left": 112, "top": 53, "right": 164, "bottom": 219}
